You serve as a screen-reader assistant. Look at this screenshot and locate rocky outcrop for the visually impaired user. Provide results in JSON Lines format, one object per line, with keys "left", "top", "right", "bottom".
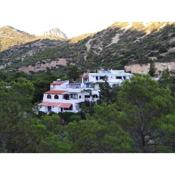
{"left": 125, "top": 61, "right": 175, "bottom": 74}
{"left": 41, "top": 28, "right": 67, "bottom": 40}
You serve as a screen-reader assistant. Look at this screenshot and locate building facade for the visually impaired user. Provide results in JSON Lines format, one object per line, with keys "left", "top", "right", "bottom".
{"left": 38, "top": 69, "right": 133, "bottom": 114}
{"left": 38, "top": 80, "right": 99, "bottom": 114}
{"left": 83, "top": 69, "right": 133, "bottom": 87}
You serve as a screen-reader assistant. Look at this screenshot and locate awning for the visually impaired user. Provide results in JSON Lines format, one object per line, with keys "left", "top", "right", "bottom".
{"left": 58, "top": 103, "right": 72, "bottom": 108}
{"left": 39, "top": 102, "right": 72, "bottom": 109}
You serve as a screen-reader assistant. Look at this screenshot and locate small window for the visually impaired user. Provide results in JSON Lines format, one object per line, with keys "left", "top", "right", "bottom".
{"left": 79, "top": 95, "right": 81, "bottom": 99}
{"left": 70, "top": 94, "right": 78, "bottom": 99}
{"left": 47, "top": 94, "right": 51, "bottom": 99}
{"left": 85, "top": 95, "right": 90, "bottom": 98}
{"left": 116, "top": 76, "right": 122, "bottom": 79}
{"left": 64, "top": 94, "right": 69, "bottom": 100}
{"left": 100, "top": 76, "right": 105, "bottom": 80}
{"left": 93, "top": 94, "right": 98, "bottom": 98}
{"left": 54, "top": 95, "right": 59, "bottom": 99}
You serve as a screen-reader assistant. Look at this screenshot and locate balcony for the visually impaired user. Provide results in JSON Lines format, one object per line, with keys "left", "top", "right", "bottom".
{"left": 66, "top": 83, "right": 82, "bottom": 89}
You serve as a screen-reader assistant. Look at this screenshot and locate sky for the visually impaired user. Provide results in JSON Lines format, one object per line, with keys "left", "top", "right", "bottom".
{"left": 0, "top": 0, "right": 175, "bottom": 38}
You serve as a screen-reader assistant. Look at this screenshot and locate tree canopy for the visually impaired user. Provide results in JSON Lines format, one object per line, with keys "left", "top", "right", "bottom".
{"left": 0, "top": 71, "right": 175, "bottom": 153}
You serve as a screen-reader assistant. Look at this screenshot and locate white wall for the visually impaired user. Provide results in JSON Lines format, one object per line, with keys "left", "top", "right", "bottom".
{"left": 39, "top": 106, "right": 48, "bottom": 113}
{"left": 43, "top": 94, "right": 64, "bottom": 102}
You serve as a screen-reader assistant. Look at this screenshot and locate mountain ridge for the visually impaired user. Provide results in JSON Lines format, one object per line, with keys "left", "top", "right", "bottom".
{"left": 0, "top": 25, "right": 67, "bottom": 52}
{"left": 1, "top": 22, "right": 175, "bottom": 74}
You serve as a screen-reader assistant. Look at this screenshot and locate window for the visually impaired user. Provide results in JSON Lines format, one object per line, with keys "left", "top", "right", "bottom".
{"left": 96, "top": 76, "right": 98, "bottom": 80}
{"left": 123, "top": 76, "right": 126, "bottom": 80}
{"left": 100, "top": 76, "right": 106, "bottom": 80}
{"left": 70, "top": 93, "right": 78, "bottom": 99}
{"left": 93, "top": 94, "right": 98, "bottom": 98}
{"left": 54, "top": 95, "right": 59, "bottom": 99}
{"left": 47, "top": 94, "right": 51, "bottom": 99}
{"left": 64, "top": 94, "right": 69, "bottom": 100}
{"left": 85, "top": 95, "right": 90, "bottom": 98}
{"left": 79, "top": 95, "right": 81, "bottom": 99}
{"left": 116, "top": 76, "right": 122, "bottom": 79}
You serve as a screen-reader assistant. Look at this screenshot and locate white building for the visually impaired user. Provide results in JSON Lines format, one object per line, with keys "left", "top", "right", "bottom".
{"left": 38, "top": 69, "right": 133, "bottom": 114}
{"left": 38, "top": 80, "right": 99, "bottom": 114}
{"left": 83, "top": 69, "right": 133, "bottom": 87}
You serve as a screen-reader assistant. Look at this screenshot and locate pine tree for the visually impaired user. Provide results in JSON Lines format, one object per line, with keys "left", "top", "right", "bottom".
{"left": 149, "top": 61, "right": 156, "bottom": 77}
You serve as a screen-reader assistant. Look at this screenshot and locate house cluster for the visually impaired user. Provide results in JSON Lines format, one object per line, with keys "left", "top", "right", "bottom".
{"left": 38, "top": 69, "right": 133, "bottom": 114}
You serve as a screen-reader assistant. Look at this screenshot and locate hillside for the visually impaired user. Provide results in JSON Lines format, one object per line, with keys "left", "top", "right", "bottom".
{"left": 1, "top": 22, "right": 175, "bottom": 73}
{"left": 1, "top": 23, "right": 175, "bottom": 154}
{"left": 0, "top": 26, "right": 36, "bottom": 51}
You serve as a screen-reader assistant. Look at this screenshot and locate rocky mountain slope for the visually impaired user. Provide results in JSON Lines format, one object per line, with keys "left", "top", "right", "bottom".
{"left": 1, "top": 22, "right": 175, "bottom": 74}
{"left": 0, "top": 26, "right": 36, "bottom": 51}
{"left": 0, "top": 26, "right": 67, "bottom": 52}
{"left": 41, "top": 28, "right": 67, "bottom": 40}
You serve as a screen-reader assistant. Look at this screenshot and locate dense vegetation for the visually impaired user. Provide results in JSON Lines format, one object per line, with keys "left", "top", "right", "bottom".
{"left": 1, "top": 68, "right": 175, "bottom": 153}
